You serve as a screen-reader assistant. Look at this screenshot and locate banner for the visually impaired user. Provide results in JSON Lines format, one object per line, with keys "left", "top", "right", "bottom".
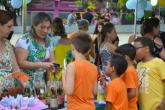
{"left": 27, "top": 0, "right": 78, "bottom": 11}
{"left": 27, "top": 0, "right": 54, "bottom": 11}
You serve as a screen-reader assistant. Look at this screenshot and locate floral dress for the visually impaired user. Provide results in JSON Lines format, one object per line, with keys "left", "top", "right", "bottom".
{"left": 15, "top": 32, "right": 54, "bottom": 83}
{"left": 99, "top": 47, "right": 112, "bottom": 72}
{"left": 0, "top": 39, "right": 15, "bottom": 92}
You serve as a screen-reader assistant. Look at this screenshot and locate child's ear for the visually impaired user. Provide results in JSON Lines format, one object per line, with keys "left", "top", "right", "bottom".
{"left": 112, "top": 66, "right": 115, "bottom": 72}
{"left": 124, "top": 55, "right": 129, "bottom": 61}
{"left": 85, "top": 49, "right": 91, "bottom": 56}
{"left": 145, "top": 46, "right": 150, "bottom": 53}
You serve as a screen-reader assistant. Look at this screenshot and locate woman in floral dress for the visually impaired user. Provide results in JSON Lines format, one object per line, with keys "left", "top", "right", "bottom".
{"left": 0, "top": 10, "right": 20, "bottom": 93}
{"left": 15, "top": 12, "right": 56, "bottom": 86}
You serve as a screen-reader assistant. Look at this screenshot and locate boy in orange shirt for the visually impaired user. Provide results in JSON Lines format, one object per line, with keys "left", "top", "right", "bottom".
{"left": 115, "top": 44, "right": 139, "bottom": 110}
{"left": 62, "top": 31, "right": 98, "bottom": 110}
{"left": 101, "top": 54, "right": 128, "bottom": 110}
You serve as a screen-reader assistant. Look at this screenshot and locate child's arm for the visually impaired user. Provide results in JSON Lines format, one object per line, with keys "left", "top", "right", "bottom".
{"left": 156, "top": 99, "right": 165, "bottom": 110}
{"left": 93, "top": 80, "right": 98, "bottom": 95}
{"left": 160, "top": 99, "right": 165, "bottom": 110}
{"left": 11, "top": 46, "right": 20, "bottom": 72}
{"left": 105, "top": 101, "right": 112, "bottom": 110}
{"left": 62, "top": 69, "right": 67, "bottom": 92}
{"left": 127, "top": 88, "right": 136, "bottom": 100}
{"left": 62, "top": 62, "right": 76, "bottom": 95}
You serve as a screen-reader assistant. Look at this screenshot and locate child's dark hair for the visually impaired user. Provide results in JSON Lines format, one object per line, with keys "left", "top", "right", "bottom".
{"left": 71, "top": 31, "right": 92, "bottom": 54}
{"left": 110, "top": 54, "right": 128, "bottom": 76}
{"left": 115, "top": 44, "right": 136, "bottom": 60}
{"left": 134, "top": 37, "right": 154, "bottom": 55}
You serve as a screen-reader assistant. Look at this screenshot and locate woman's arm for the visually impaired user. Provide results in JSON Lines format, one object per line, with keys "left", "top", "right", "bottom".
{"left": 15, "top": 48, "right": 53, "bottom": 70}
{"left": 159, "top": 48, "right": 165, "bottom": 60}
{"left": 154, "top": 37, "right": 165, "bottom": 60}
{"left": 10, "top": 46, "right": 20, "bottom": 72}
{"left": 93, "top": 79, "right": 98, "bottom": 95}
{"left": 49, "top": 51, "right": 56, "bottom": 62}
{"left": 127, "top": 88, "right": 136, "bottom": 100}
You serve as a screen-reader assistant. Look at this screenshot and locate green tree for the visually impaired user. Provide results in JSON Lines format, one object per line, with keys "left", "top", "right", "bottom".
{"left": 117, "top": 0, "right": 127, "bottom": 9}
{"left": 76, "top": 0, "right": 103, "bottom": 10}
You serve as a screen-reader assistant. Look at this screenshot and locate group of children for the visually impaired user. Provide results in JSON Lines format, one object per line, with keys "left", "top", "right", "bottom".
{"left": 62, "top": 30, "right": 165, "bottom": 110}
{"left": 61, "top": 30, "right": 134, "bottom": 110}
{"left": 1, "top": 9, "right": 164, "bottom": 110}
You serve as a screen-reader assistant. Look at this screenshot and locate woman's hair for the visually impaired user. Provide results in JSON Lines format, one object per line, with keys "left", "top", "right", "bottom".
{"left": 93, "top": 22, "right": 104, "bottom": 34}
{"left": 52, "top": 17, "right": 66, "bottom": 37}
{"left": 101, "top": 22, "right": 114, "bottom": 42}
{"left": 32, "top": 12, "right": 51, "bottom": 27}
{"left": 31, "top": 12, "right": 51, "bottom": 38}
{"left": 0, "top": 10, "right": 13, "bottom": 25}
{"left": 141, "top": 17, "right": 160, "bottom": 36}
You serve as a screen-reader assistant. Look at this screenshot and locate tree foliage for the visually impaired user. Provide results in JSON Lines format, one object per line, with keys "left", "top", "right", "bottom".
{"left": 76, "top": 0, "right": 128, "bottom": 10}
{"left": 76, "top": 0, "right": 101, "bottom": 10}
{"left": 117, "top": 0, "right": 127, "bottom": 9}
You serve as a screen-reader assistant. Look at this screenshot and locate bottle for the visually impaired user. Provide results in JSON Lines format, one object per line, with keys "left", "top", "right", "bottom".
{"left": 23, "top": 87, "right": 30, "bottom": 97}
{"left": 50, "top": 87, "right": 58, "bottom": 109}
{"left": 57, "top": 81, "right": 64, "bottom": 109}
{"left": 38, "top": 81, "right": 46, "bottom": 104}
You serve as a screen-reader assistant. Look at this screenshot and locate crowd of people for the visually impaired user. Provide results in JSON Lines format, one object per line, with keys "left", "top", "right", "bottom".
{"left": 66, "top": 8, "right": 118, "bottom": 27}
{"left": 0, "top": 8, "right": 165, "bottom": 110}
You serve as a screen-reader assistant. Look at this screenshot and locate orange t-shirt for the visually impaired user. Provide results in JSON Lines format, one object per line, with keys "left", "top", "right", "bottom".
{"left": 106, "top": 77, "right": 128, "bottom": 110}
{"left": 67, "top": 60, "right": 98, "bottom": 110}
{"left": 121, "top": 66, "right": 138, "bottom": 110}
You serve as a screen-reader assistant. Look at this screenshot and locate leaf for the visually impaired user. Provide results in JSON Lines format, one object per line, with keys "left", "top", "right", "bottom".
{"left": 76, "top": 0, "right": 83, "bottom": 7}
{"left": 117, "top": 0, "right": 127, "bottom": 9}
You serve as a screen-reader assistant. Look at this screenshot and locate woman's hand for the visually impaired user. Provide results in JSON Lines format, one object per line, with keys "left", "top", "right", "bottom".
{"left": 39, "top": 62, "right": 54, "bottom": 70}
{"left": 98, "top": 74, "right": 106, "bottom": 88}
{"left": 40, "top": 62, "right": 63, "bottom": 73}
{"left": 154, "top": 37, "right": 163, "bottom": 46}
{"left": 154, "top": 37, "right": 165, "bottom": 60}
{"left": 128, "top": 34, "right": 136, "bottom": 44}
